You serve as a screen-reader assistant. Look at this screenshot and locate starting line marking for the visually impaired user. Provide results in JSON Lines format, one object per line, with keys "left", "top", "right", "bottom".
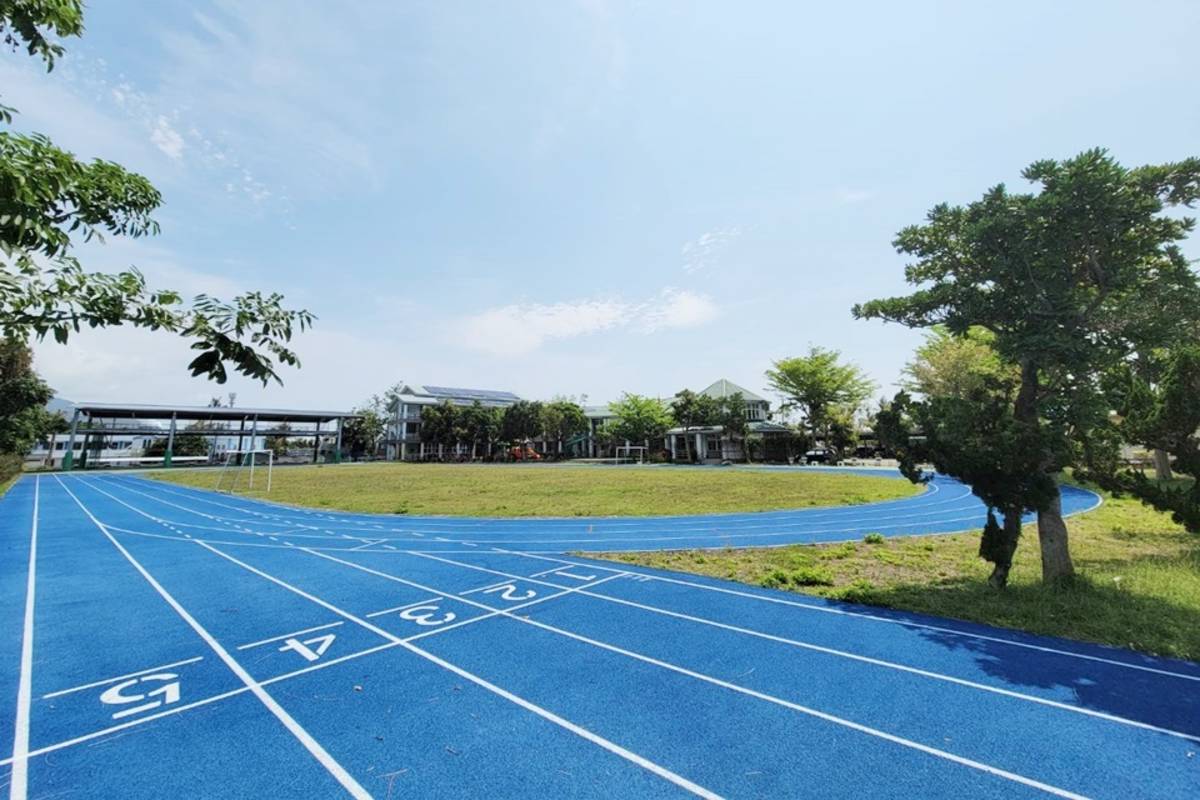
{"left": 55, "top": 476, "right": 374, "bottom": 800}
{"left": 238, "top": 622, "right": 344, "bottom": 651}
{"left": 197, "top": 542, "right": 720, "bottom": 799}
{"left": 43, "top": 656, "right": 205, "bottom": 699}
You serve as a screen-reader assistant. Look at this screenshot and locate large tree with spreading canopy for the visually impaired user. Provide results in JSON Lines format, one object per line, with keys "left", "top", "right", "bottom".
{"left": 856, "top": 148, "right": 1200, "bottom": 584}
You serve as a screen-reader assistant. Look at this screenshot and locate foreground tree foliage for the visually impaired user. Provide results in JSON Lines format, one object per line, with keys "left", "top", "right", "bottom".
{"left": 857, "top": 149, "right": 1200, "bottom": 585}
{"left": 0, "top": 0, "right": 312, "bottom": 385}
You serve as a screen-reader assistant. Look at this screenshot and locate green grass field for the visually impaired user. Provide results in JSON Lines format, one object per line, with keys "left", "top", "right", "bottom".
{"left": 600, "top": 489, "right": 1200, "bottom": 661}
{"left": 149, "top": 463, "right": 919, "bottom": 517}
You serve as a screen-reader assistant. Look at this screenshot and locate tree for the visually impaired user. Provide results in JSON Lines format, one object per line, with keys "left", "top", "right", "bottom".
{"left": 0, "top": 337, "right": 61, "bottom": 455}
{"left": 670, "top": 389, "right": 720, "bottom": 462}
{"left": 1, "top": 2, "right": 312, "bottom": 385}
{"left": 501, "top": 400, "right": 543, "bottom": 447}
{"left": 342, "top": 409, "right": 385, "bottom": 460}
{"left": 541, "top": 399, "right": 587, "bottom": 456}
{"left": 765, "top": 346, "right": 874, "bottom": 456}
{"left": 269, "top": 422, "right": 293, "bottom": 458}
{"left": 145, "top": 423, "right": 213, "bottom": 458}
{"left": 901, "top": 326, "right": 1018, "bottom": 400}
{"left": 856, "top": 149, "right": 1200, "bottom": 584}
{"left": 713, "top": 392, "right": 749, "bottom": 461}
{"left": 460, "top": 401, "right": 501, "bottom": 459}
{"left": 419, "top": 401, "right": 459, "bottom": 458}
{"left": 1089, "top": 345, "right": 1200, "bottom": 532}
{"left": 609, "top": 393, "right": 672, "bottom": 450}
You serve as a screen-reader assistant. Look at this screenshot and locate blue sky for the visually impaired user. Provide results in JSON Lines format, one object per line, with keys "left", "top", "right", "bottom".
{"left": 8, "top": 1, "right": 1199, "bottom": 410}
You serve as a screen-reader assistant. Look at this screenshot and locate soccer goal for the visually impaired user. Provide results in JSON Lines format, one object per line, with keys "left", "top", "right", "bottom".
{"left": 614, "top": 445, "right": 648, "bottom": 465}
{"left": 214, "top": 449, "right": 274, "bottom": 494}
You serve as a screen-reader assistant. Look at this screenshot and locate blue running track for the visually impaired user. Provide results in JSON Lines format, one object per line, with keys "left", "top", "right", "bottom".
{"left": 1, "top": 471, "right": 1196, "bottom": 798}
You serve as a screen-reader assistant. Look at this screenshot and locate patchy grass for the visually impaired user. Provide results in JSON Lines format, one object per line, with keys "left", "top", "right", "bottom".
{"left": 599, "top": 490, "right": 1200, "bottom": 661}
{"left": 148, "top": 463, "right": 919, "bottom": 518}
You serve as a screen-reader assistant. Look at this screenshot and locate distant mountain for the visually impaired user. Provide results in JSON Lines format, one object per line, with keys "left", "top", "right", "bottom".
{"left": 46, "top": 397, "right": 75, "bottom": 418}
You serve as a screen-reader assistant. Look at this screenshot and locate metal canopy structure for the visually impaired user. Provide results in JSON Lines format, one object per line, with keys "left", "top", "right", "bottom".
{"left": 62, "top": 402, "right": 359, "bottom": 470}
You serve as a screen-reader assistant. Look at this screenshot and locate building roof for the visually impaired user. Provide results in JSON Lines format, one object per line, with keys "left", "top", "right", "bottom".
{"left": 699, "top": 378, "right": 768, "bottom": 404}
{"left": 73, "top": 402, "right": 356, "bottom": 423}
{"left": 419, "top": 386, "right": 521, "bottom": 403}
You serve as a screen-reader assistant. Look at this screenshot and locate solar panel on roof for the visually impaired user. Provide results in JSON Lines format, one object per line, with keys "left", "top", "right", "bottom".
{"left": 421, "top": 386, "right": 520, "bottom": 402}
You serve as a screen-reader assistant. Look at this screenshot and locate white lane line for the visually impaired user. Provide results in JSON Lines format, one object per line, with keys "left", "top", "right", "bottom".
{"left": 197, "top": 541, "right": 720, "bottom": 799}
{"left": 9, "top": 477, "right": 39, "bottom": 800}
{"left": 237, "top": 622, "right": 344, "bottom": 651}
{"left": 43, "top": 656, "right": 206, "bottom": 699}
{"left": 504, "top": 550, "right": 1200, "bottom": 684}
{"left": 55, "top": 476, "right": 372, "bottom": 800}
{"left": 312, "top": 549, "right": 1087, "bottom": 799}
{"left": 413, "top": 552, "right": 1200, "bottom": 744}
{"left": 349, "top": 539, "right": 384, "bottom": 552}
{"left": 364, "top": 597, "right": 444, "bottom": 619}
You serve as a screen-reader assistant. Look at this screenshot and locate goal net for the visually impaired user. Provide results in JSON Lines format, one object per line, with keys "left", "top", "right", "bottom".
{"left": 613, "top": 445, "right": 648, "bottom": 465}
{"left": 214, "top": 449, "right": 274, "bottom": 494}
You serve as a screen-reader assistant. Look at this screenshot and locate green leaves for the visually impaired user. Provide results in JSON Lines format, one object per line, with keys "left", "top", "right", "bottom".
{"left": 608, "top": 393, "right": 672, "bottom": 445}
{"left": 764, "top": 346, "right": 874, "bottom": 448}
{"left": 0, "top": 2, "right": 313, "bottom": 387}
{"left": 0, "top": 0, "right": 84, "bottom": 70}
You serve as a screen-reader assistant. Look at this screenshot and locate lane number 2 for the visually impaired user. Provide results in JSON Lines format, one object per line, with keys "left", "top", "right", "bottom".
{"left": 481, "top": 583, "right": 537, "bottom": 602}
{"left": 99, "top": 673, "right": 181, "bottom": 720}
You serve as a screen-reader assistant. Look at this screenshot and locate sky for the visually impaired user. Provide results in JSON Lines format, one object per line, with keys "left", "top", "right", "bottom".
{"left": 7, "top": 1, "right": 1200, "bottom": 411}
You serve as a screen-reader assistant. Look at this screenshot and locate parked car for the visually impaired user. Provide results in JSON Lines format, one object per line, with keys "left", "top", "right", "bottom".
{"left": 804, "top": 449, "right": 832, "bottom": 464}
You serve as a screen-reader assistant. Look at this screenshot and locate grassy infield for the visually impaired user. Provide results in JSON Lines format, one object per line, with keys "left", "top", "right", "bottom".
{"left": 148, "top": 464, "right": 1200, "bottom": 661}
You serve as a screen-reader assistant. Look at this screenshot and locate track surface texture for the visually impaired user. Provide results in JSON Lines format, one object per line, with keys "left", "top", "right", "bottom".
{"left": 2, "top": 471, "right": 1196, "bottom": 799}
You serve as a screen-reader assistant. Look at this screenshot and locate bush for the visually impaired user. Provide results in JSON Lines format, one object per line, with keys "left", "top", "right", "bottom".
{"left": 790, "top": 566, "right": 835, "bottom": 587}
{"left": 863, "top": 532, "right": 886, "bottom": 544}
{"left": 759, "top": 569, "right": 790, "bottom": 589}
{"left": 0, "top": 454, "right": 22, "bottom": 494}
{"left": 759, "top": 566, "right": 834, "bottom": 588}
{"left": 835, "top": 579, "right": 888, "bottom": 605}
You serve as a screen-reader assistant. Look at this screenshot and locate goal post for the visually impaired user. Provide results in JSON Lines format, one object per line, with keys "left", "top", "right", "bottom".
{"left": 214, "top": 449, "right": 274, "bottom": 494}
{"left": 614, "top": 445, "right": 648, "bottom": 465}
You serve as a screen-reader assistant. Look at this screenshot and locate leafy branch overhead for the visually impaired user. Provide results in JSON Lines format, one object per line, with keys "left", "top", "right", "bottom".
{"left": 0, "top": 0, "right": 312, "bottom": 385}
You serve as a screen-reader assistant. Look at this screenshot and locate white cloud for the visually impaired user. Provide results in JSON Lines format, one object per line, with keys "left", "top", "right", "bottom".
{"left": 640, "top": 288, "right": 719, "bottom": 332}
{"left": 457, "top": 298, "right": 630, "bottom": 356}
{"left": 834, "top": 188, "right": 875, "bottom": 205}
{"left": 150, "top": 116, "right": 186, "bottom": 160}
{"left": 455, "top": 288, "right": 719, "bottom": 357}
{"left": 681, "top": 225, "right": 742, "bottom": 273}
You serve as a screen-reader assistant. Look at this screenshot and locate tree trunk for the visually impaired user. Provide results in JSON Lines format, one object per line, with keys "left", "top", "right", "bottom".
{"left": 1153, "top": 448, "right": 1174, "bottom": 481}
{"left": 1037, "top": 489, "right": 1075, "bottom": 584}
{"left": 987, "top": 507, "right": 1024, "bottom": 589}
{"left": 1014, "top": 358, "right": 1075, "bottom": 585}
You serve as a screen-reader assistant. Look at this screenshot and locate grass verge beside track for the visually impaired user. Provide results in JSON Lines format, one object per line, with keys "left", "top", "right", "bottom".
{"left": 599, "top": 488, "right": 1200, "bottom": 661}
{"left": 148, "top": 462, "right": 919, "bottom": 517}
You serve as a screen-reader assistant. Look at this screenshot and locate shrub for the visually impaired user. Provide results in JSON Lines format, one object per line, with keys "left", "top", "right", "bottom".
{"left": 790, "top": 566, "right": 835, "bottom": 586}
{"left": 0, "top": 454, "right": 22, "bottom": 493}
{"left": 835, "top": 579, "right": 888, "bottom": 605}
{"left": 863, "top": 532, "right": 886, "bottom": 544}
{"left": 759, "top": 569, "right": 790, "bottom": 589}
